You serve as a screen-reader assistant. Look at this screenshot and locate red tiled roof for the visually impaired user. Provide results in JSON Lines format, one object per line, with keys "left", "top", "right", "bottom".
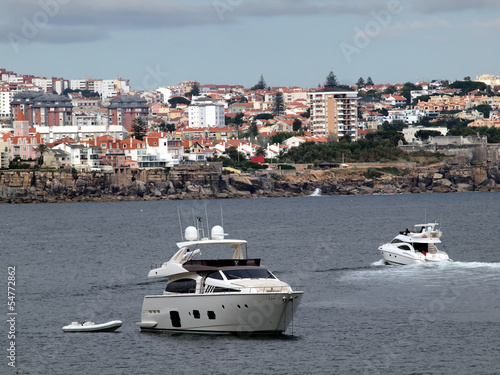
{"left": 15, "top": 111, "right": 27, "bottom": 122}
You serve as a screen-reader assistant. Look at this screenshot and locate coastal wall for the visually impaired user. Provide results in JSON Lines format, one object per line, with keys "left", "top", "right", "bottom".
{"left": 1, "top": 162, "right": 500, "bottom": 204}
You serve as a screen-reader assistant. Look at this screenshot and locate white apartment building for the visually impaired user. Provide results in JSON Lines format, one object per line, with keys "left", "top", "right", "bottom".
{"left": 188, "top": 96, "right": 225, "bottom": 128}
{"left": 32, "top": 78, "right": 53, "bottom": 93}
{"left": 385, "top": 109, "right": 438, "bottom": 125}
{"left": 70, "top": 78, "right": 130, "bottom": 99}
{"left": 70, "top": 79, "right": 87, "bottom": 91}
{"left": 0, "top": 90, "right": 14, "bottom": 118}
{"left": 308, "top": 89, "right": 358, "bottom": 140}
{"left": 35, "top": 113, "right": 127, "bottom": 143}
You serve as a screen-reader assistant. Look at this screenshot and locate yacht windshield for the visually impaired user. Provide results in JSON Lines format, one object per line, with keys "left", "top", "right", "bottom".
{"left": 223, "top": 269, "right": 275, "bottom": 280}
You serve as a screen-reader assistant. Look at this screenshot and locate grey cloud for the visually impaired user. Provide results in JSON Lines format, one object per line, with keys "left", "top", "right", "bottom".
{"left": 411, "top": 0, "right": 500, "bottom": 14}
{"left": 2, "top": 0, "right": 468, "bottom": 45}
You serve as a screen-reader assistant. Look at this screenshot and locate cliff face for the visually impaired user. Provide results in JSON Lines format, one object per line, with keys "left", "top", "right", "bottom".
{"left": 1, "top": 163, "right": 499, "bottom": 204}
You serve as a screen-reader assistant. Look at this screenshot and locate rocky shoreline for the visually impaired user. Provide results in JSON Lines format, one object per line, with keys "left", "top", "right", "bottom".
{"left": 1, "top": 161, "right": 499, "bottom": 204}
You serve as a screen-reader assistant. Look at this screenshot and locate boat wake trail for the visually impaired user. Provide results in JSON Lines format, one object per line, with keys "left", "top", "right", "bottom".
{"left": 309, "top": 188, "right": 322, "bottom": 197}
{"left": 370, "top": 259, "right": 386, "bottom": 267}
{"left": 313, "top": 264, "right": 379, "bottom": 273}
{"left": 436, "top": 261, "right": 500, "bottom": 270}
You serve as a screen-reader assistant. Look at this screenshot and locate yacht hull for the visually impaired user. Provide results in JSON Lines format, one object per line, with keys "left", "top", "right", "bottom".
{"left": 137, "top": 291, "right": 303, "bottom": 335}
{"left": 379, "top": 246, "right": 450, "bottom": 266}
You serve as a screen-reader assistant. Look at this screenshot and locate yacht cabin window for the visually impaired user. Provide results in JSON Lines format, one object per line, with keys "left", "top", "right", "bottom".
{"left": 166, "top": 279, "right": 196, "bottom": 293}
{"left": 222, "top": 269, "right": 276, "bottom": 280}
{"left": 207, "top": 271, "right": 224, "bottom": 280}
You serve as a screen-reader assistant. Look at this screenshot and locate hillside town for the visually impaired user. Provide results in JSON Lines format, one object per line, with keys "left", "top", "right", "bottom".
{"left": 1, "top": 68, "right": 500, "bottom": 172}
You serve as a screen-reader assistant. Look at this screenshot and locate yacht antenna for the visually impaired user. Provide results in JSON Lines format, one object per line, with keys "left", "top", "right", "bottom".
{"left": 196, "top": 217, "right": 205, "bottom": 239}
{"left": 220, "top": 203, "right": 224, "bottom": 228}
{"left": 205, "top": 204, "right": 209, "bottom": 235}
{"left": 177, "top": 205, "right": 184, "bottom": 240}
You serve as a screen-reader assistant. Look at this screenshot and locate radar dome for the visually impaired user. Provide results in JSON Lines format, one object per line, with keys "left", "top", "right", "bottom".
{"left": 184, "top": 226, "right": 198, "bottom": 241}
{"left": 211, "top": 225, "right": 226, "bottom": 240}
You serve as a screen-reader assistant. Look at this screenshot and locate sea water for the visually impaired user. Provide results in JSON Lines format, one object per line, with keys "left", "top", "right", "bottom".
{"left": 1, "top": 192, "right": 499, "bottom": 374}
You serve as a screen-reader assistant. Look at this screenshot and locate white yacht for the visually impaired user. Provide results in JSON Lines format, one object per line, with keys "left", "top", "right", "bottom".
{"left": 378, "top": 223, "right": 452, "bottom": 265}
{"left": 136, "top": 221, "right": 303, "bottom": 335}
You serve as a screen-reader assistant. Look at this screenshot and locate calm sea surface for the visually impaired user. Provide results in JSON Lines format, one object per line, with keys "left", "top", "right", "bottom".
{"left": 1, "top": 192, "right": 499, "bottom": 375}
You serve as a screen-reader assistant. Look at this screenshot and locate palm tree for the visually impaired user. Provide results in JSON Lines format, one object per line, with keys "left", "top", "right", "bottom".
{"left": 34, "top": 144, "right": 50, "bottom": 166}
{"left": 255, "top": 146, "right": 267, "bottom": 157}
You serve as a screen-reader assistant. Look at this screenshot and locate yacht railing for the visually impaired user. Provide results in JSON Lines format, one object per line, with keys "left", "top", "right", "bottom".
{"left": 239, "top": 286, "right": 304, "bottom": 293}
{"left": 163, "top": 285, "right": 304, "bottom": 295}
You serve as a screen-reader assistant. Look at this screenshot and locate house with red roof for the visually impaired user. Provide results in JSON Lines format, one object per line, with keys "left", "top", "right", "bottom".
{"left": 115, "top": 133, "right": 183, "bottom": 168}
{"left": 382, "top": 94, "right": 407, "bottom": 107}
{"left": 9, "top": 111, "right": 43, "bottom": 162}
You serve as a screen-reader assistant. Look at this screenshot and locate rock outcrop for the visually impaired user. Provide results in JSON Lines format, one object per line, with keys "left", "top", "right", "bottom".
{"left": 1, "top": 162, "right": 499, "bottom": 204}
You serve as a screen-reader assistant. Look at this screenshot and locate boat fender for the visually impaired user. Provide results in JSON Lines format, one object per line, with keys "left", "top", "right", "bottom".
{"left": 422, "top": 251, "right": 427, "bottom": 256}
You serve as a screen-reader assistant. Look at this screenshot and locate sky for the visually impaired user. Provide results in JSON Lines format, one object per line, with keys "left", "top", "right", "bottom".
{"left": 1, "top": 0, "right": 500, "bottom": 90}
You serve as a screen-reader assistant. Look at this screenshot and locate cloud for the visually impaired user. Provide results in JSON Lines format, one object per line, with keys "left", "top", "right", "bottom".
{"left": 411, "top": 0, "right": 500, "bottom": 14}
{"left": 468, "top": 18, "right": 500, "bottom": 30}
{"left": 0, "top": 0, "right": 412, "bottom": 45}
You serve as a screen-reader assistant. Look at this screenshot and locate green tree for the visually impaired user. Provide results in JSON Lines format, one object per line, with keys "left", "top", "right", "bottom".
{"left": 381, "top": 120, "right": 406, "bottom": 132}
{"left": 449, "top": 80, "right": 487, "bottom": 94}
{"left": 356, "top": 77, "right": 365, "bottom": 87}
{"left": 365, "top": 89, "right": 381, "bottom": 98}
{"left": 376, "top": 108, "right": 389, "bottom": 116}
{"left": 475, "top": 104, "right": 492, "bottom": 119}
{"left": 366, "top": 76, "right": 374, "bottom": 86}
{"left": 401, "top": 82, "right": 418, "bottom": 102}
{"left": 292, "top": 118, "right": 302, "bottom": 132}
{"left": 384, "top": 86, "right": 397, "bottom": 95}
{"left": 255, "top": 146, "right": 267, "bottom": 157}
{"left": 131, "top": 117, "right": 148, "bottom": 141}
{"left": 270, "top": 131, "right": 295, "bottom": 144}
{"left": 232, "top": 113, "right": 244, "bottom": 138}
{"left": 325, "top": 71, "right": 338, "bottom": 87}
{"left": 9, "top": 156, "right": 30, "bottom": 169}
{"left": 168, "top": 96, "right": 191, "bottom": 108}
{"left": 33, "top": 144, "right": 50, "bottom": 166}
{"left": 225, "top": 146, "right": 246, "bottom": 161}
{"left": 299, "top": 108, "right": 310, "bottom": 119}
{"left": 158, "top": 122, "right": 176, "bottom": 132}
{"left": 415, "top": 130, "right": 443, "bottom": 141}
{"left": 255, "top": 113, "right": 274, "bottom": 120}
{"left": 339, "top": 133, "right": 352, "bottom": 143}
{"left": 274, "top": 91, "right": 285, "bottom": 116}
{"left": 246, "top": 122, "right": 259, "bottom": 138}
{"left": 188, "top": 82, "right": 201, "bottom": 97}
{"left": 250, "top": 74, "right": 267, "bottom": 90}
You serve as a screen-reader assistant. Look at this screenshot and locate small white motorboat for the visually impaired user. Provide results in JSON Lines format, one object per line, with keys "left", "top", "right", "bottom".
{"left": 62, "top": 320, "right": 122, "bottom": 332}
{"left": 378, "top": 223, "right": 452, "bottom": 265}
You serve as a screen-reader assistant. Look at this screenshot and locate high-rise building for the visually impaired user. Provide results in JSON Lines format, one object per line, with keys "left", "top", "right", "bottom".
{"left": 10, "top": 91, "right": 72, "bottom": 127}
{"left": 188, "top": 96, "right": 225, "bottom": 128}
{"left": 308, "top": 88, "right": 358, "bottom": 140}
{"left": 108, "top": 95, "right": 149, "bottom": 132}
